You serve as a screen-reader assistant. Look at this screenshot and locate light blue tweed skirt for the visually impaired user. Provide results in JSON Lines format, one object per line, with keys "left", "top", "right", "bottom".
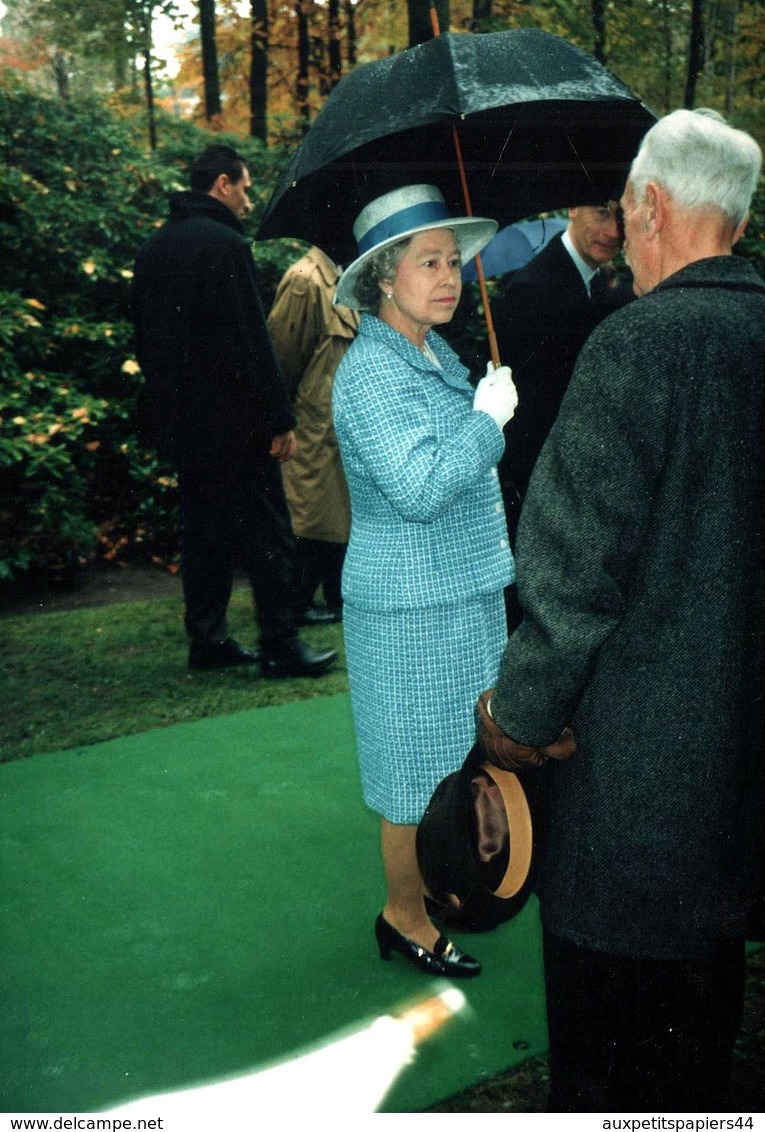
{"left": 343, "top": 591, "right": 507, "bottom": 824}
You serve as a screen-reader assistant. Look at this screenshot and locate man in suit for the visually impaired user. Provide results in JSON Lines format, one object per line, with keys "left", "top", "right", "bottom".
{"left": 131, "top": 144, "right": 336, "bottom": 678}
{"left": 492, "top": 200, "right": 632, "bottom": 553}
{"left": 476, "top": 109, "right": 764, "bottom": 1111}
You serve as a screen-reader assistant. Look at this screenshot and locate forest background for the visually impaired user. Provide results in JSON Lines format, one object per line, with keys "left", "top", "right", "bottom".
{"left": 0, "top": 0, "right": 763, "bottom": 587}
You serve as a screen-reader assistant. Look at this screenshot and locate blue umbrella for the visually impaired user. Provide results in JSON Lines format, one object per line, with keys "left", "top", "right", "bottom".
{"left": 462, "top": 217, "right": 568, "bottom": 281}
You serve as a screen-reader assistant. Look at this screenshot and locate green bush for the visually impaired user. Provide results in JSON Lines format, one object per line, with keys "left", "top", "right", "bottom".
{"left": 0, "top": 77, "right": 303, "bottom": 585}
{"left": 0, "top": 292, "right": 114, "bottom": 579}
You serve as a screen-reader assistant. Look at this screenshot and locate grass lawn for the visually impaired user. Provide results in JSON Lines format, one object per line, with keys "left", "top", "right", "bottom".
{"left": 2, "top": 580, "right": 763, "bottom": 1113}
{"left": 0, "top": 586, "right": 347, "bottom": 763}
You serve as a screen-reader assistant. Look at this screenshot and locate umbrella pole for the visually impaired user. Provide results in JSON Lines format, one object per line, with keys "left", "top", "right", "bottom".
{"left": 430, "top": 5, "right": 501, "bottom": 368}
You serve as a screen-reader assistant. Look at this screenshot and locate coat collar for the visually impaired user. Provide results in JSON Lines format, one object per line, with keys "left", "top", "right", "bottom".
{"left": 305, "top": 246, "right": 360, "bottom": 332}
{"left": 529, "top": 233, "right": 590, "bottom": 293}
{"left": 306, "top": 245, "right": 340, "bottom": 287}
{"left": 654, "top": 255, "right": 765, "bottom": 297}
{"left": 358, "top": 313, "right": 472, "bottom": 391}
{"left": 168, "top": 191, "right": 245, "bottom": 235}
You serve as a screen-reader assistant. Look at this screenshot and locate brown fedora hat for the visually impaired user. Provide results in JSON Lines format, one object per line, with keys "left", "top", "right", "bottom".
{"left": 416, "top": 743, "right": 541, "bottom": 932}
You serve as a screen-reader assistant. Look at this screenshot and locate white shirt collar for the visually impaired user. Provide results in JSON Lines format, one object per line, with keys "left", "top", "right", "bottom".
{"left": 562, "top": 228, "right": 599, "bottom": 295}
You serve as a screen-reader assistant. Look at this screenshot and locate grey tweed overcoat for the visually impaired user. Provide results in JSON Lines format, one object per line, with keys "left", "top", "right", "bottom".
{"left": 492, "top": 255, "right": 765, "bottom": 958}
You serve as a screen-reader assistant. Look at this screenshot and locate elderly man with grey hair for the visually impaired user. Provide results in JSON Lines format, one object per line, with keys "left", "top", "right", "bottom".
{"left": 475, "top": 108, "right": 764, "bottom": 1111}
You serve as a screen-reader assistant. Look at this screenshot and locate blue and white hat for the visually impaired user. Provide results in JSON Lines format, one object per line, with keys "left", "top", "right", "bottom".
{"left": 335, "top": 184, "right": 497, "bottom": 310}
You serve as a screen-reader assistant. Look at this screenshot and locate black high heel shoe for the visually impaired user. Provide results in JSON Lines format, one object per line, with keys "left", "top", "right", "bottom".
{"left": 374, "top": 914, "right": 481, "bottom": 978}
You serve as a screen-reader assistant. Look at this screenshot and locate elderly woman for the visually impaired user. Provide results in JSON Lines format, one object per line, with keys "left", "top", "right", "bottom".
{"left": 332, "top": 185, "right": 518, "bottom": 978}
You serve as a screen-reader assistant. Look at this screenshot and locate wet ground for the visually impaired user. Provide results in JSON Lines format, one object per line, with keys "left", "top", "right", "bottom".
{"left": 1, "top": 563, "right": 191, "bottom": 618}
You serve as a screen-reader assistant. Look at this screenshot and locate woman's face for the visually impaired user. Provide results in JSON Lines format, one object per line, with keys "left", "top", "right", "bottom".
{"left": 380, "top": 228, "right": 462, "bottom": 345}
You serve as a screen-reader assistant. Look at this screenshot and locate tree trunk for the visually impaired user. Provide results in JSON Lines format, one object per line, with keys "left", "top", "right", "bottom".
{"left": 724, "top": 0, "right": 740, "bottom": 115}
{"left": 591, "top": 0, "right": 606, "bottom": 63}
{"left": 296, "top": 0, "right": 311, "bottom": 131}
{"left": 409, "top": 0, "right": 449, "bottom": 46}
{"left": 684, "top": 0, "right": 705, "bottom": 108}
{"left": 199, "top": 0, "right": 222, "bottom": 120}
{"left": 143, "top": 44, "right": 157, "bottom": 150}
{"left": 51, "top": 48, "right": 71, "bottom": 99}
{"left": 328, "top": 0, "right": 342, "bottom": 88}
{"left": 249, "top": 0, "right": 268, "bottom": 141}
{"left": 344, "top": 0, "right": 356, "bottom": 68}
{"left": 661, "top": 0, "right": 674, "bottom": 113}
{"left": 312, "top": 31, "right": 329, "bottom": 98}
{"left": 704, "top": 0, "right": 718, "bottom": 86}
{"left": 473, "top": 0, "right": 492, "bottom": 29}
{"left": 113, "top": 32, "right": 129, "bottom": 91}
{"left": 136, "top": 2, "right": 157, "bottom": 150}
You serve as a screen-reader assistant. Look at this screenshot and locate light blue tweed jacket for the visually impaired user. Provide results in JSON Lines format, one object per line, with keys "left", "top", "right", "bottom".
{"left": 332, "top": 313, "right": 515, "bottom": 611}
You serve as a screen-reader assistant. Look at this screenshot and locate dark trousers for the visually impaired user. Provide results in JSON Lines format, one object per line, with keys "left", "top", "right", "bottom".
{"left": 501, "top": 479, "right": 524, "bottom": 634}
{"left": 542, "top": 929, "right": 746, "bottom": 1112}
{"left": 293, "top": 536, "right": 346, "bottom": 614}
{"left": 180, "top": 465, "right": 296, "bottom": 647}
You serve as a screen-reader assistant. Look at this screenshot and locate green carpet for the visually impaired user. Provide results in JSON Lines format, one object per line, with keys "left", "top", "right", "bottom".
{"left": 0, "top": 694, "right": 547, "bottom": 1114}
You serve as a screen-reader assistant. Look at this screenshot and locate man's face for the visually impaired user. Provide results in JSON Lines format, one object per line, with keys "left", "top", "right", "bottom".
{"left": 567, "top": 201, "right": 622, "bottom": 269}
{"left": 223, "top": 166, "right": 252, "bottom": 220}
{"left": 620, "top": 180, "right": 652, "bottom": 296}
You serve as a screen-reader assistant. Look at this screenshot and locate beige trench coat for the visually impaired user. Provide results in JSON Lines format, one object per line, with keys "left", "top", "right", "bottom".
{"left": 267, "top": 247, "right": 359, "bottom": 543}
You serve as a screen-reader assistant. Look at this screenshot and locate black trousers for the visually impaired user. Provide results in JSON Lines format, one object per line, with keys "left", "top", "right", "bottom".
{"left": 292, "top": 536, "right": 346, "bottom": 614}
{"left": 180, "top": 465, "right": 296, "bottom": 646}
{"left": 501, "top": 479, "right": 524, "bottom": 634}
{"left": 542, "top": 929, "right": 746, "bottom": 1112}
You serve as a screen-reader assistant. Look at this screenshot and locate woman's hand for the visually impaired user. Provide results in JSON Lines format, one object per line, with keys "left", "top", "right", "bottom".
{"left": 473, "top": 362, "right": 518, "bottom": 429}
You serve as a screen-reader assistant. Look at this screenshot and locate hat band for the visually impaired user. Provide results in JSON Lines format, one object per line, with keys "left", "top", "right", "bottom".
{"left": 357, "top": 200, "right": 451, "bottom": 255}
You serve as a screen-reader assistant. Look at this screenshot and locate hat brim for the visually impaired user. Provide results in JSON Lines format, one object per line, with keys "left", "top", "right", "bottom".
{"left": 416, "top": 744, "right": 540, "bottom": 933}
{"left": 335, "top": 217, "right": 498, "bottom": 310}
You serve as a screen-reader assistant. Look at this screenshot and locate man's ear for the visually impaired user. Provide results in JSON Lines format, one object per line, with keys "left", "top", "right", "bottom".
{"left": 209, "top": 173, "right": 229, "bottom": 203}
{"left": 643, "top": 182, "right": 665, "bottom": 237}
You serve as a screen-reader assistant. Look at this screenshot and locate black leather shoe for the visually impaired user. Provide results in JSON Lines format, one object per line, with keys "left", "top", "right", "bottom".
{"left": 297, "top": 605, "right": 342, "bottom": 626}
{"left": 260, "top": 638, "right": 337, "bottom": 679}
{"left": 374, "top": 914, "right": 481, "bottom": 978}
{"left": 188, "top": 637, "right": 261, "bottom": 671}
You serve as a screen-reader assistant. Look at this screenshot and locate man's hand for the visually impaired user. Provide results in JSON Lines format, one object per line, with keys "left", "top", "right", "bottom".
{"left": 270, "top": 430, "right": 297, "bottom": 462}
{"left": 475, "top": 688, "right": 576, "bottom": 770}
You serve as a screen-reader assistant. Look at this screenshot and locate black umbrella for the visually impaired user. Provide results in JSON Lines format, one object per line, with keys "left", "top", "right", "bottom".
{"left": 257, "top": 27, "right": 656, "bottom": 267}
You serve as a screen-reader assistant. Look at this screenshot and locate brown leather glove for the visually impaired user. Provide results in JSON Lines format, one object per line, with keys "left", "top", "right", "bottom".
{"left": 475, "top": 688, "right": 576, "bottom": 771}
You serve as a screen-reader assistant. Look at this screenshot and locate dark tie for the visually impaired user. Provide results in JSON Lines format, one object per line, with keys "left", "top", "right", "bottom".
{"left": 589, "top": 270, "right": 607, "bottom": 302}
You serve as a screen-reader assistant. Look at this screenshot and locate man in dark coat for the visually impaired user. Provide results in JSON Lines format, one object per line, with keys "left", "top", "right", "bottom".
{"left": 131, "top": 144, "right": 336, "bottom": 678}
{"left": 492, "top": 203, "right": 633, "bottom": 631}
{"left": 492, "top": 202, "right": 633, "bottom": 534}
{"left": 476, "top": 109, "right": 764, "bottom": 1111}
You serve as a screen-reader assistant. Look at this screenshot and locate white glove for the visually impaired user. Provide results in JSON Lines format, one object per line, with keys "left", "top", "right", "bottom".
{"left": 473, "top": 361, "right": 518, "bottom": 429}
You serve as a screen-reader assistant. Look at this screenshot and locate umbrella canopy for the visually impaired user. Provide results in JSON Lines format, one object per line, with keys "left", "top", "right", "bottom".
{"left": 257, "top": 28, "right": 656, "bottom": 264}
{"left": 461, "top": 216, "right": 568, "bottom": 281}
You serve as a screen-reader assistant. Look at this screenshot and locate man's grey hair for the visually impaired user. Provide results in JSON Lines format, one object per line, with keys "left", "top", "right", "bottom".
{"left": 354, "top": 238, "right": 413, "bottom": 312}
{"left": 629, "top": 108, "right": 762, "bottom": 227}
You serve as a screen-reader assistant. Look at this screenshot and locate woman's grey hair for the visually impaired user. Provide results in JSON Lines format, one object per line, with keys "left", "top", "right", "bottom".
{"left": 629, "top": 108, "right": 762, "bottom": 227}
{"left": 354, "top": 237, "right": 413, "bottom": 312}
